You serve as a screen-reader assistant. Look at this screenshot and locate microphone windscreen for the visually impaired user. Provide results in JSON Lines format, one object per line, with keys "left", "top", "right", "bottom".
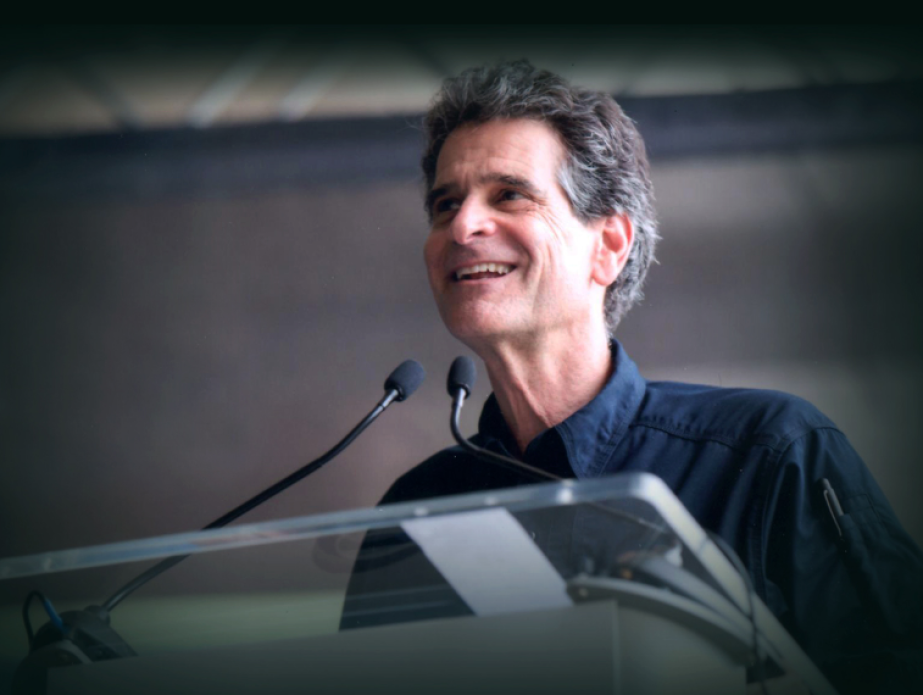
{"left": 447, "top": 356, "right": 477, "bottom": 398}
{"left": 385, "top": 360, "right": 426, "bottom": 401}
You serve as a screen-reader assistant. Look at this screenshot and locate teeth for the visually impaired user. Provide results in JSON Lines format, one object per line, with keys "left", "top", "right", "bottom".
{"left": 456, "top": 263, "right": 513, "bottom": 279}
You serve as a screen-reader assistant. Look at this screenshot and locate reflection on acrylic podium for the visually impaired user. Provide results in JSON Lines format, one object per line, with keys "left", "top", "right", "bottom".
{"left": 0, "top": 473, "right": 837, "bottom": 694}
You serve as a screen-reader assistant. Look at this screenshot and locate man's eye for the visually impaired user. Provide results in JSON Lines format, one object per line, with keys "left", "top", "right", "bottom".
{"left": 434, "top": 199, "right": 459, "bottom": 215}
{"left": 499, "top": 189, "right": 525, "bottom": 202}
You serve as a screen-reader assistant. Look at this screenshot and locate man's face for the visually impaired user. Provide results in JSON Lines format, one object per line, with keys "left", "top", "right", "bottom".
{"left": 424, "top": 118, "right": 611, "bottom": 350}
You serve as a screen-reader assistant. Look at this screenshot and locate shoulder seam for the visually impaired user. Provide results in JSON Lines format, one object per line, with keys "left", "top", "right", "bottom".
{"left": 629, "top": 420, "right": 843, "bottom": 456}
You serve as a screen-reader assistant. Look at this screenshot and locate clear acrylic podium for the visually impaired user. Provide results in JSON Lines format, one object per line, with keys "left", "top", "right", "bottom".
{"left": 0, "top": 473, "right": 838, "bottom": 694}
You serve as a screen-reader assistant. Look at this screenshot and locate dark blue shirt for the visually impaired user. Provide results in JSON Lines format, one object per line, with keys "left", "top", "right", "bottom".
{"left": 345, "top": 342, "right": 923, "bottom": 693}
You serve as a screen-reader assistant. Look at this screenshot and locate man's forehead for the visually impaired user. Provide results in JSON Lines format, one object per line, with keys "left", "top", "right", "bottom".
{"left": 432, "top": 119, "right": 566, "bottom": 190}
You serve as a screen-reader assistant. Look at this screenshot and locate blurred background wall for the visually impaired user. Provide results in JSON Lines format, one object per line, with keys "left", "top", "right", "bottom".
{"left": 1, "top": 24, "right": 922, "bottom": 683}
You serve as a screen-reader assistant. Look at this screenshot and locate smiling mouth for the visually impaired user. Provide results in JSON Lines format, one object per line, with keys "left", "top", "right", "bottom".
{"left": 454, "top": 263, "right": 515, "bottom": 281}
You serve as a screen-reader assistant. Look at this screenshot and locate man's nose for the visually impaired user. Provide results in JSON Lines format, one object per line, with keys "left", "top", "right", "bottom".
{"left": 450, "top": 199, "right": 496, "bottom": 245}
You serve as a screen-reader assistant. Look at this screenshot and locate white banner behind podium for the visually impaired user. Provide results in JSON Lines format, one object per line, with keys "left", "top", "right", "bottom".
{"left": 403, "top": 508, "right": 572, "bottom": 616}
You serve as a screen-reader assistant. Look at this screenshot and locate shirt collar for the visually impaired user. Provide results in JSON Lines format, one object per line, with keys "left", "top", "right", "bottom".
{"left": 477, "top": 341, "right": 647, "bottom": 478}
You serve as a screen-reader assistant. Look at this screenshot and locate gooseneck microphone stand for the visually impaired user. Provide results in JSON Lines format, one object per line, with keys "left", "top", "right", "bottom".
{"left": 103, "top": 359, "right": 425, "bottom": 612}
{"left": 444, "top": 356, "right": 770, "bottom": 692}
{"left": 14, "top": 360, "right": 425, "bottom": 693}
{"left": 447, "top": 356, "right": 560, "bottom": 484}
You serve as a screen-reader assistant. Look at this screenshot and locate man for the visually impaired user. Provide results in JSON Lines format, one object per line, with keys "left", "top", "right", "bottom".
{"left": 343, "top": 61, "right": 923, "bottom": 694}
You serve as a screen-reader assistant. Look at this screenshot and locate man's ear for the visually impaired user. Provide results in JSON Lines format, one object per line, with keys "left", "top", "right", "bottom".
{"left": 591, "top": 213, "right": 634, "bottom": 287}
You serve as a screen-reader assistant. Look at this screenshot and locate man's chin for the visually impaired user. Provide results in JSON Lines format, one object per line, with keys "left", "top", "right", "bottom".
{"left": 443, "top": 317, "right": 529, "bottom": 352}
{"left": 442, "top": 314, "right": 502, "bottom": 344}
{"left": 445, "top": 323, "right": 497, "bottom": 347}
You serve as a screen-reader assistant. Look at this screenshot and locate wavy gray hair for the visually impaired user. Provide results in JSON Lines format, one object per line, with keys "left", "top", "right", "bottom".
{"left": 422, "top": 60, "right": 658, "bottom": 335}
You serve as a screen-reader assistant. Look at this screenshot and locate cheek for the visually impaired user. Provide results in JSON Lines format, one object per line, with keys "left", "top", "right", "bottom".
{"left": 543, "top": 222, "right": 598, "bottom": 284}
{"left": 536, "top": 210, "right": 573, "bottom": 246}
{"left": 423, "top": 235, "right": 443, "bottom": 285}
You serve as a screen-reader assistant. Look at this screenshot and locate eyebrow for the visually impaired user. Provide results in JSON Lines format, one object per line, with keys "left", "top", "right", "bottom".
{"left": 426, "top": 173, "right": 540, "bottom": 213}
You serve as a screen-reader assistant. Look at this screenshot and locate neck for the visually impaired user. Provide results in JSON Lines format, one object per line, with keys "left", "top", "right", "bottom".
{"left": 475, "top": 323, "right": 614, "bottom": 455}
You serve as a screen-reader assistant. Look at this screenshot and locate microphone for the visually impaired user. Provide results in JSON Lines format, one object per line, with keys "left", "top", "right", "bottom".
{"left": 447, "top": 355, "right": 477, "bottom": 400}
{"left": 446, "top": 357, "right": 559, "bottom": 483}
{"left": 101, "top": 359, "right": 426, "bottom": 612}
{"left": 386, "top": 358, "right": 427, "bottom": 403}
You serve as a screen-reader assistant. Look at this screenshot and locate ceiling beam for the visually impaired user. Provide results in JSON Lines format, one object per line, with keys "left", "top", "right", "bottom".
{"left": 1, "top": 80, "right": 921, "bottom": 203}
{"left": 187, "top": 36, "right": 287, "bottom": 129}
